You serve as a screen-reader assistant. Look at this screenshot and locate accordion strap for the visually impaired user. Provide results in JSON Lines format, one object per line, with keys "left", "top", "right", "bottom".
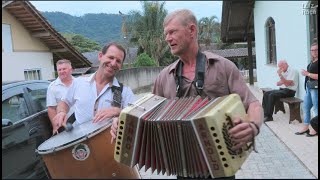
{"left": 111, "top": 82, "right": 123, "bottom": 108}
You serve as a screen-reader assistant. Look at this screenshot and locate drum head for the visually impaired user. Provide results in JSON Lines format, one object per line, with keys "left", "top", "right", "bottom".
{"left": 37, "top": 119, "right": 112, "bottom": 154}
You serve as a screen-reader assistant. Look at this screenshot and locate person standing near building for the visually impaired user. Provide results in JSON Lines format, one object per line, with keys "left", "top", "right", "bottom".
{"left": 296, "top": 42, "right": 318, "bottom": 136}
{"left": 47, "top": 59, "right": 75, "bottom": 134}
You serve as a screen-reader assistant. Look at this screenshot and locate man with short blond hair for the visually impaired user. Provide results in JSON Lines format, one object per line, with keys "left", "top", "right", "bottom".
{"left": 47, "top": 59, "right": 75, "bottom": 133}
{"left": 111, "top": 9, "right": 264, "bottom": 179}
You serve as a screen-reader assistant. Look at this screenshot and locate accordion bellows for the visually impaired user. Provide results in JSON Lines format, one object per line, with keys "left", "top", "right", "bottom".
{"left": 114, "top": 94, "right": 252, "bottom": 178}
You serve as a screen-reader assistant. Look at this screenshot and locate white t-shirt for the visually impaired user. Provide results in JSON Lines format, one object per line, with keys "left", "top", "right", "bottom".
{"left": 62, "top": 73, "right": 136, "bottom": 125}
{"left": 280, "top": 67, "right": 299, "bottom": 91}
{"left": 46, "top": 77, "right": 75, "bottom": 118}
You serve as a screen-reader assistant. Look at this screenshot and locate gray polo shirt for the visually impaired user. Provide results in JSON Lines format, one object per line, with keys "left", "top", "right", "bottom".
{"left": 152, "top": 51, "right": 258, "bottom": 110}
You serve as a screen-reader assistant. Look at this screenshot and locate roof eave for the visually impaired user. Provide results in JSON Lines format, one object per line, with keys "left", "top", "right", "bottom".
{"left": 3, "top": 1, "right": 92, "bottom": 68}
{"left": 221, "top": 0, "right": 255, "bottom": 43}
{"left": 2, "top": 1, "right": 13, "bottom": 8}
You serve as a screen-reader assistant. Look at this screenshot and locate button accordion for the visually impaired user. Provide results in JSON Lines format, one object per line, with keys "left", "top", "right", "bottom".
{"left": 114, "top": 93, "right": 253, "bottom": 178}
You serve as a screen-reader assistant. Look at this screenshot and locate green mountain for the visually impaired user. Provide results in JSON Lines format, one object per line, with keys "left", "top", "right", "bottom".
{"left": 41, "top": 11, "right": 123, "bottom": 45}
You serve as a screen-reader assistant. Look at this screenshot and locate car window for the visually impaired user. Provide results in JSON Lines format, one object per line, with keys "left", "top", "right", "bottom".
{"left": 2, "top": 94, "right": 30, "bottom": 123}
{"left": 30, "top": 88, "right": 47, "bottom": 112}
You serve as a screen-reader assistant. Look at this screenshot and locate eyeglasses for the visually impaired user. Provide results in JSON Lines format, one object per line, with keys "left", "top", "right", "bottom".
{"left": 310, "top": 49, "right": 318, "bottom": 51}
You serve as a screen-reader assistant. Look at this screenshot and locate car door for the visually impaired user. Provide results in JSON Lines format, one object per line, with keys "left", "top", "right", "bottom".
{"left": 2, "top": 82, "right": 52, "bottom": 179}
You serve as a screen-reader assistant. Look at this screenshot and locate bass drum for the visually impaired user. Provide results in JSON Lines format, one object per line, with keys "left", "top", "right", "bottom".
{"left": 36, "top": 119, "right": 140, "bottom": 179}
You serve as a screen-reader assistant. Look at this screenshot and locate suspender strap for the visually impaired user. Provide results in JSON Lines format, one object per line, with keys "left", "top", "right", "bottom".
{"left": 111, "top": 82, "right": 123, "bottom": 108}
{"left": 176, "top": 61, "right": 183, "bottom": 95}
{"left": 175, "top": 51, "right": 206, "bottom": 97}
{"left": 195, "top": 51, "right": 206, "bottom": 90}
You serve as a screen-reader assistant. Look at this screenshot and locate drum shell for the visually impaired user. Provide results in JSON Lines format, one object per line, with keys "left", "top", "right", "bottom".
{"left": 40, "top": 126, "right": 140, "bottom": 179}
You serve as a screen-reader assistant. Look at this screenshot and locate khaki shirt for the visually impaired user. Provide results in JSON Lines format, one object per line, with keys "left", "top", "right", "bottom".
{"left": 152, "top": 51, "right": 258, "bottom": 110}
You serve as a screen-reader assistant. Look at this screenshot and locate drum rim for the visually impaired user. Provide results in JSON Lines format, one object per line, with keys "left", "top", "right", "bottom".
{"left": 36, "top": 122, "right": 111, "bottom": 154}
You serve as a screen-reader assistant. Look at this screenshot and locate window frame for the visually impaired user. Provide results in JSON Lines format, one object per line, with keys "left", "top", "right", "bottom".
{"left": 24, "top": 69, "right": 42, "bottom": 80}
{"left": 265, "top": 17, "right": 277, "bottom": 65}
{"left": 2, "top": 94, "right": 30, "bottom": 123}
{"left": 309, "top": 1, "right": 318, "bottom": 43}
{"left": 2, "top": 23, "right": 13, "bottom": 53}
{"left": 2, "top": 81, "right": 50, "bottom": 124}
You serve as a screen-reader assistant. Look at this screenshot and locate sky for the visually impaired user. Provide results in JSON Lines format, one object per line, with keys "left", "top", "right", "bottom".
{"left": 30, "top": 1, "right": 223, "bottom": 22}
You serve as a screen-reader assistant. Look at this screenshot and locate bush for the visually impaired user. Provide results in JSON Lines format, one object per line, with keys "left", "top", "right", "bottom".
{"left": 133, "top": 53, "right": 157, "bottom": 67}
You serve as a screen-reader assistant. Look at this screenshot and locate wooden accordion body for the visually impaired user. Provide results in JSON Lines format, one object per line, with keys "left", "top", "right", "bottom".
{"left": 114, "top": 94, "right": 252, "bottom": 178}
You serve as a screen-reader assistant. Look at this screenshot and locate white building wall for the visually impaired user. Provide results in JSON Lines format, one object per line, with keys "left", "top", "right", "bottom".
{"left": 254, "top": 1, "right": 311, "bottom": 99}
{"left": 2, "top": 52, "right": 55, "bottom": 82}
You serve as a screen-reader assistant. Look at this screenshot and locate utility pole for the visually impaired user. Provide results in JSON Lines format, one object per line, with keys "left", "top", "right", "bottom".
{"left": 119, "top": 11, "right": 131, "bottom": 66}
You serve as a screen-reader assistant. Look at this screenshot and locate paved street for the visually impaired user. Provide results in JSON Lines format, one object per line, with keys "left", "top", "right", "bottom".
{"left": 136, "top": 84, "right": 318, "bottom": 179}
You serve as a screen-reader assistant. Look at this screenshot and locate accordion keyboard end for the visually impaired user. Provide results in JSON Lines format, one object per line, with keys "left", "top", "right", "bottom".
{"left": 128, "top": 103, "right": 146, "bottom": 111}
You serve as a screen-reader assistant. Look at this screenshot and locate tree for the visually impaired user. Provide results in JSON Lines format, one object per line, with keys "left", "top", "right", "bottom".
{"left": 198, "top": 16, "right": 221, "bottom": 48}
{"left": 127, "top": 1, "right": 169, "bottom": 66}
{"left": 62, "top": 33, "right": 101, "bottom": 53}
{"left": 133, "top": 52, "right": 157, "bottom": 67}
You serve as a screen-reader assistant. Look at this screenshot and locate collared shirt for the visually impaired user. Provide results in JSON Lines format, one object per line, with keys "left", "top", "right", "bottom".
{"left": 46, "top": 76, "right": 75, "bottom": 118}
{"left": 279, "top": 67, "right": 298, "bottom": 91}
{"left": 152, "top": 51, "right": 258, "bottom": 110}
{"left": 62, "top": 73, "right": 136, "bottom": 125}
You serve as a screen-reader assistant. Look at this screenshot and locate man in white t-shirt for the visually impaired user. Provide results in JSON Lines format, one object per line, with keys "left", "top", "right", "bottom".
{"left": 262, "top": 60, "right": 299, "bottom": 122}
{"left": 46, "top": 59, "right": 75, "bottom": 133}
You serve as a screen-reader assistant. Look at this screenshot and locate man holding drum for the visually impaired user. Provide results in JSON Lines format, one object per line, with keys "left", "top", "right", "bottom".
{"left": 47, "top": 59, "right": 75, "bottom": 134}
{"left": 53, "top": 42, "right": 136, "bottom": 134}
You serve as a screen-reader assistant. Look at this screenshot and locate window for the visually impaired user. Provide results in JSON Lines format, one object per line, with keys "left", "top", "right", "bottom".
{"left": 265, "top": 17, "right": 277, "bottom": 65}
{"left": 2, "top": 24, "right": 13, "bottom": 52}
{"left": 2, "top": 94, "right": 29, "bottom": 123}
{"left": 24, "top": 69, "right": 42, "bottom": 80}
{"left": 30, "top": 88, "right": 47, "bottom": 112}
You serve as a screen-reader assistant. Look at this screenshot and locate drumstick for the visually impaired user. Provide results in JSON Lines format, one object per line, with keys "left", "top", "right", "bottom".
{"left": 64, "top": 122, "right": 73, "bottom": 132}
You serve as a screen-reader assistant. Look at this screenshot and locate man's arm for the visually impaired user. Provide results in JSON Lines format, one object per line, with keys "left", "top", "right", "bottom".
{"left": 52, "top": 101, "right": 70, "bottom": 134}
{"left": 92, "top": 107, "right": 121, "bottom": 123}
{"left": 276, "top": 80, "right": 284, "bottom": 86}
{"left": 56, "top": 101, "right": 70, "bottom": 115}
{"left": 93, "top": 86, "right": 136, "bottom": 123}
{"left": 247, "top": 101, "right": 263, "bottom": 129}
{"left": 278, "top": 68, "right": 297, "bottom": 87}
{"left": 278, "top": 74, "right": 294, "bottom": 87}
{"left": 46, "top": 83, "right": 58, "bottom": 122}
{"left": 48, "top": 106, "right": 57, "bottom": 123}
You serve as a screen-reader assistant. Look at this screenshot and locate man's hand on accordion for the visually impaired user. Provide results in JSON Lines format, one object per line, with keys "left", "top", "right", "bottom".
{"left": 228, "top": 117, "right": 259, "bottom": 151}
{"left": 110, "top": 117, "right": 119, "bottom": 144}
